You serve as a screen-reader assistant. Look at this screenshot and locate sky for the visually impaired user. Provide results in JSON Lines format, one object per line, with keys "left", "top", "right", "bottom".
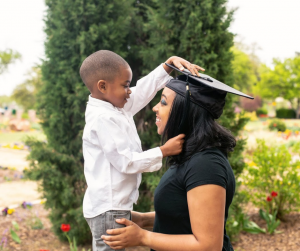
{"left": 0, "top": 0, "right": 300, "bottom": 96}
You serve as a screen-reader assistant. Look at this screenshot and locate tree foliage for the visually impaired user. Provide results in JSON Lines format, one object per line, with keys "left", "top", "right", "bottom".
{"left": 231, "top": 46, "right": 259, "bottom": 94}
{"left": 11, "top": 67, "right": 42, "bottom": 111}
{"left": 0, "top": 95, "right": 11, "bottom": 107}
{"left": 255, "top": 55, "right": 300, "bottom": 116}
{"left": 0, "top": 49, "right": 21, "bottom": 74}
{"left": 26, "top": 0, "right": 135, "bottom": 244}
{"left": 26, "top": 0, "right": 248, "bottom": 243}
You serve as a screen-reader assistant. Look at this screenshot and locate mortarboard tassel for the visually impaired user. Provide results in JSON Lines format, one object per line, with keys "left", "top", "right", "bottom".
{"left": 178, "top": 75, "right": 191, "bottom": 134}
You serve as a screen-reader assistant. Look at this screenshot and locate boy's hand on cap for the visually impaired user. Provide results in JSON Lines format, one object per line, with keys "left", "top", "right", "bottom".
{"left": 164, "top": 56, "right": 205, "bottom": 76}
{"left": 160, "top": 134, "right": 185, "bottom": 157}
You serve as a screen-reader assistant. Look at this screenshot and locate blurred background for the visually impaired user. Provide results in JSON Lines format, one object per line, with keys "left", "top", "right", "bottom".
{"left": 0, "top": 0, "right": 300, "bottom": 250}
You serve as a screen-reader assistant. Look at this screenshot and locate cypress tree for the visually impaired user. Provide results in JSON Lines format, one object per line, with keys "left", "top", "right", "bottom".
{"left": 26, "top": 0, "right": 135, "bottom": 243}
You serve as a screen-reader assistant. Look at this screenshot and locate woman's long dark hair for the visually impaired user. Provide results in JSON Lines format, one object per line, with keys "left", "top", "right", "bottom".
{"left": 162, "top": 93, "right": 236, "bottom": 166}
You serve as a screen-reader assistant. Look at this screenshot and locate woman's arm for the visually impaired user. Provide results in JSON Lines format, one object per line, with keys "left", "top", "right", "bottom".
{"left": 102, "top": 184, "right": 226, "bottom": 251}
{"left": 131, "top": 211, "right": 156, "bottom": 229}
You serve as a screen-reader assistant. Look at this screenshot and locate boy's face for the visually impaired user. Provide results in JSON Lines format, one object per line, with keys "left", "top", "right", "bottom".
{"left": 105, "top": 67, "right": 133, "bottom": 108}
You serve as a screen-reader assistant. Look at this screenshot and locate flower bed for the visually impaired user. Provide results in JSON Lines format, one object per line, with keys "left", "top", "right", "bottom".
{"left": 0, "top": 203, "right": 151, "bottom": 251}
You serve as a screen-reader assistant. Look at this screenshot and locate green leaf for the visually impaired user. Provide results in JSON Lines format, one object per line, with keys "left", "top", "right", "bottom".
{"left": 268, "top": 220, "right": 281, "bottom": 234}
{"left": 275, "top": 230, "right": 283, "bottom": 234}
{"left": 12, "top": 220, "right": 19, "bottom": 231}
{"left": 10, "top": 229, "right": 21, "bottom": 244}
{"left": 232, "top": 221, "right": 239, "bottom": 227}
{"left": 259, "top": 209, "right": 269, "bottom": 222}
{"left": 243, "top": 221, "right": 266, "bottom": 234}
{"left": 72, "top": 236, "right": 77, "bottom": 251}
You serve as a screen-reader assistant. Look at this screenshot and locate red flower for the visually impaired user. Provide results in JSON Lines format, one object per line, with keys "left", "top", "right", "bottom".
{"left": 271, "top": 191, "right": 278, "bottom": 197}
{"left": 61, "top": 224, "right": 71, "bottom": 232}
{"left": 266, "top": 196, "right": 272, "bottom": 202}
{"left": 273, "top": 123, "right": 277, "bottom": 127}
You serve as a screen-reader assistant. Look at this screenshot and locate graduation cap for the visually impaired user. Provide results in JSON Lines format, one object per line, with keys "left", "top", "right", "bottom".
{"left": 165, "top": 63, "right": 254, "bottom": 134}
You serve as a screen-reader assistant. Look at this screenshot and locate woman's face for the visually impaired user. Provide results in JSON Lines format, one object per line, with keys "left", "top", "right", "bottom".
{"left": 152, "top": 87, "right": 176, "bottom": 135}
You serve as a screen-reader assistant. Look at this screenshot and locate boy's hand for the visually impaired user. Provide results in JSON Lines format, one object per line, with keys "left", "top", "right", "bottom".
{"left": 160, "top": 134, "right": 185, "bottom": 157}
{"left": 163, "top": 56, "right": 205, "bottom": 76}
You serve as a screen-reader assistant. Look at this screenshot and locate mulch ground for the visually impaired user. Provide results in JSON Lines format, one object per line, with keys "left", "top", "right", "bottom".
{"left": 0, "top": 204, "right": 72, "bottom": 251}
{"left": 233, "top": 212, "right": 300, "bottom": 251}
{"left": 1, "top": 204, "right": 300, "bottom": 251}
{"left": 0, "top": 204, "right": 147, "bottom": 251}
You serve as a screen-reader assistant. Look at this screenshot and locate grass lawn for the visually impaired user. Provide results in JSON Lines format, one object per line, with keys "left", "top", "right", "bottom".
{"left": 0, "top": 130, "right": 46, "bottom": 144}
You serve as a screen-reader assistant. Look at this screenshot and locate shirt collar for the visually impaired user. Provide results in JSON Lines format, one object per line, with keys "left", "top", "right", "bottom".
{"left": 88, "top": 95, "right": 122, "bottom": 112}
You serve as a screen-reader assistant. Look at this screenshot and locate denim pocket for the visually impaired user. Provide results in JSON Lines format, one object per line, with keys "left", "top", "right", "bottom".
{"left": 112, "top": 211, "right": 131, "bottom": 229}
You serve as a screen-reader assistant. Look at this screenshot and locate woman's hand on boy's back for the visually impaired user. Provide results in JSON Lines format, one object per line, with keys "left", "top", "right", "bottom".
{"left": 163, "top": 56, "right": 205, "bottom": 76}
{"left": 160, "top": 134, "right": 185, "bottom": 157}
{"left": 131, "top": 211, "right": 144, "bottom": 228}
{"left": 131, "top": 211, "right": 156, "bottom": 229}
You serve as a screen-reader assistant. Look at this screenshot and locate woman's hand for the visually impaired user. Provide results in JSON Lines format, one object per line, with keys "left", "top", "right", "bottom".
{"left": 101, "top": 218, "right": 148, "bottom": 249}
{"left": 131, "top": 211, "right": 144, "bottom": 228}
{"left": 164, "top": 56, "right": 205, "bottom": 76}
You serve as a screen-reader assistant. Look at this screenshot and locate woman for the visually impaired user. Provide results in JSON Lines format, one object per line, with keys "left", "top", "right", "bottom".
{"left": 101, "top": 66, "right": 252, "bottom": 251}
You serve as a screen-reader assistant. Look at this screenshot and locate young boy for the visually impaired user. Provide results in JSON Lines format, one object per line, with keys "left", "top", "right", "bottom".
{"left": 80, "top": 50, "right": 203, "bottom": 251}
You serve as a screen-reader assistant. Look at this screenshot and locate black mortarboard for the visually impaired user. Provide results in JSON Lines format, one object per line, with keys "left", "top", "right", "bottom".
{"left": 165, "top": 63, "right": 254, "bottom": 134}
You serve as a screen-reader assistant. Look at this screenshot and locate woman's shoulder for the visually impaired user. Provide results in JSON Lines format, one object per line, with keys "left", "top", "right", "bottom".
{"left": 186, "top": 148, "right": 229, "bottom": 166}
{"left": 180, "top": 148, "right": 232, "bottom": 191}
{"left": 182, "top": 148, "right": 232, "bottom": 180}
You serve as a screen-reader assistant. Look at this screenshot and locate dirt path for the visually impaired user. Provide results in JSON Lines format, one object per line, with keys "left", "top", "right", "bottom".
{"left": 0, "top": 148, "right": 41, "bottom": 209}
{"left": 0, "top": 148, "right": 29, "bottom": 171}
{"left": 0, "top": 181, "right": 40, "bottom": 208}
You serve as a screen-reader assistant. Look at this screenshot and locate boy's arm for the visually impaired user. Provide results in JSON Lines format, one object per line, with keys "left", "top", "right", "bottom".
{"left": 124, "top": 57, "right": 204, "bottom": 116}
{"left": 123, "top": 63, "right": 172, "bottom": 116}
{"left": 96, "top": 117, "right": 184, "bottom": 174}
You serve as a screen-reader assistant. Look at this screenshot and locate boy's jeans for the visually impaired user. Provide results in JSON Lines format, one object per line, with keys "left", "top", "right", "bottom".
{"left": 85, "top": 210, "right": 131, "bottom": 251}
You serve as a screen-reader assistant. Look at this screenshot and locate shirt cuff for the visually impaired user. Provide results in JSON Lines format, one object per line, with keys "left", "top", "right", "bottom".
{"left": 152, "top": 64, "right": 173, "bottom": 90}
{"left": 144, "top": 147, "right": 163, "bottom": 172}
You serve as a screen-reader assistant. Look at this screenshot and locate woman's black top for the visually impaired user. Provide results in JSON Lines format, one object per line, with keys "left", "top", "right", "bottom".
{"left": 152, "top": 148, "right": 235, "bottom": 251}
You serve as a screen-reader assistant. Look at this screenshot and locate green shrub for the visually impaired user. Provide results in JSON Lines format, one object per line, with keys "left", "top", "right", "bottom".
{"left": 291, "top": 141, "right": 300, "bottom": 153}
{"left": 241, "top": 140, "right": 300, "bottom": 220}
{"left": 256, "top": 108, "right": 268, "bottom": 117}
{"left": 226, "top": 183, "right": 248, "bottom": 241}
{"left": 276, "top": 108, "right": 296, "bottom": 119}
{"left": 21, "top": 112, "right": 29, "bottom": 119}
{"left": 30, "top": 123, "right": 41, "bottom": 130}
{"left": 268, "top": 119, "right": 286, "bottom": 132}
{"left": 286, "top": 140, "right": 300, "bottom": 153}
{"left": 25, "top": 139, "right": 91, "bottom": 244}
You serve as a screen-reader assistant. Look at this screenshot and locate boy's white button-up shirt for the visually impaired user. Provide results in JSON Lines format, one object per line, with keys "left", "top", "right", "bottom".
{"left": 82, "top": 64, "right": 173, "bottom": 218}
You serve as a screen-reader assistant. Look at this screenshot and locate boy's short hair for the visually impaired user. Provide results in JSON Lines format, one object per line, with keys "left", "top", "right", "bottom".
{"left": 80, "top": 50, "right": 129, "bottom": 92}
